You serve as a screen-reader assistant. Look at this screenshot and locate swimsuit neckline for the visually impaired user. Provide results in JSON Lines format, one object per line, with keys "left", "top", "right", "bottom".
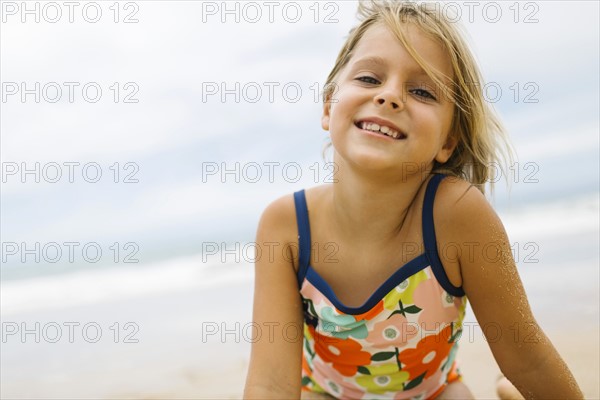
{"left": 294, "top": 173, "right": 465, "bottom": 314}
{"left": 303, "top": 253, "right": 431, "bottom": 315}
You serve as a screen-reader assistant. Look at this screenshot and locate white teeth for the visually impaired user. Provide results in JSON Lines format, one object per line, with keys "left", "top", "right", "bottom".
{"left": 359, "top": 120, "right": 402, "bottom": 139}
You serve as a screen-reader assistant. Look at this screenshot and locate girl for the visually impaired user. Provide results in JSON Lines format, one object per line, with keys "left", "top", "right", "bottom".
{"left": 244, "top": 1, "right": 583, "bottom": 399}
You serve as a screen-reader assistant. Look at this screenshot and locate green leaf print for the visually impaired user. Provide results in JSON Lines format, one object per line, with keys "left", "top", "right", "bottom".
{"left": 388, "top": 301, "right": 421, "bottom": 318}
{"left": 395, "top": 347, "right": 402, "bottom": 371}
{"left": 399, "top": 300, "right": 421, "bottom": 314}
{"left": 304, "top": 338, "right": 315, "bottom": 358}
{"left": 402, "top": 305, "right": 422, "bottom": 314}
{"left": 403, "top": 371, "right": 426, "bottom": 390}
{"left": 357, "top": 366, "right": 371, "bottom": 375}
{"left": 301, "top": 376, "right": 312, "bottom": 386}
{"left": 371, "top": 351, "right": 397, "bottom": 361}
{"left": 449, "top": 328, "right": 463, "bottom": 343}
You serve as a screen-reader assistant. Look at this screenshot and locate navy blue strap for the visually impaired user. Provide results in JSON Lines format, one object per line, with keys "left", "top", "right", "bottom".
{"left": 293, "top": 190, "right": 311, "bottom": 287}
{"left": 422, "top": 174, "right": 465, "bottom": 297}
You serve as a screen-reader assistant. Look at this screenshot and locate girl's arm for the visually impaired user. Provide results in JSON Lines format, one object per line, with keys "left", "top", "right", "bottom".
{"left": 243, "top": 195, "right": 304, "bottom": 399}
{"left": 441, "top": 180, "right": 583, "bottom": 399}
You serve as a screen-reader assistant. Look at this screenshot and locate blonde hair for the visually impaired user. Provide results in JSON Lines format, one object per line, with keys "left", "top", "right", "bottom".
{"left": 321, "top": 0, "right": 515, "bottom": 195}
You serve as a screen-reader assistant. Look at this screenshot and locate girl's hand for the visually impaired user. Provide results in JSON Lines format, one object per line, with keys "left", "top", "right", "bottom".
{"left": 437, "top": 177, "right": 583, "bottom": 399}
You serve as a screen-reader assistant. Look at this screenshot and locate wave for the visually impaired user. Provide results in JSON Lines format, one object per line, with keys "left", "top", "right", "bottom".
{"left": 1, "top": 253, "right": 253, "bottom": 316}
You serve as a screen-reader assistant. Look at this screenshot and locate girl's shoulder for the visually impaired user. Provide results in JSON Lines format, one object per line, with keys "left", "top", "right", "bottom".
{"left": 433, "top": 174, "right": 503, "bottom": 253}
{"left": 257, "top": 184, "right": 330, "bottom": 273}
{"left": 258, "top": 191, "right": 297, "bottom": 237}
{"left": 434, "top": 174, "right": 495, "bottom": 223}
{"left": 436, "top": 175, "right": 484, "bottom": 207}
{"left": 259, "top": 184, "right": 329, "bottom": 225}
{"left": 433, "top": 175, "right": 502, "bottom": 288}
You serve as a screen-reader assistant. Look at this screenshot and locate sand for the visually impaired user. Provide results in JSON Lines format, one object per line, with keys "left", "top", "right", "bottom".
{"left": 2, "top": 276, "right": 597, "bottom": 400}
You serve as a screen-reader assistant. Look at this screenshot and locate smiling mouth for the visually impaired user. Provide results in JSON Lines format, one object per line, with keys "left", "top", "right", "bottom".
{"left": 355, "top": 121, "right": 407, "bottom": 140}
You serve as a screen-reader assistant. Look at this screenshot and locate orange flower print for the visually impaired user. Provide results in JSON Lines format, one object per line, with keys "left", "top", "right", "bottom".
{"left": 365, "top": 313, "right": 418, "bottom": 349}
{"left": 310, "top": 325, "right": 371, "bottom": 377}
{"left": 397, "top": 324, "right": 454, "bottom": 380}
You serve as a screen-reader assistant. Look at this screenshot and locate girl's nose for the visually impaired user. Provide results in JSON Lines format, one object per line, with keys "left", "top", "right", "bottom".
{"left": 374, "top": 91, "right": 405, "bottom": 111}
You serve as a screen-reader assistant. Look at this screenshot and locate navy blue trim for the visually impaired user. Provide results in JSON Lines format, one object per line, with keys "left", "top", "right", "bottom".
{"left": 294, "top": 173, "right": 465, "bottom": 303}
{"left": 293, "top": 190, "right": 311, "bottom": 287}
{"left": 423, "top": 174, "right": 465, "bottom": 297}
{"left": 305, "top": 254, "right": 430, "bottom": 315}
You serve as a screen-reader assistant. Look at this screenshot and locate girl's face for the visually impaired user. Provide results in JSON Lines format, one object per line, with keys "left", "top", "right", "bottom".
{"left": 322, "top": 23, "right": 457, "bottom": 177}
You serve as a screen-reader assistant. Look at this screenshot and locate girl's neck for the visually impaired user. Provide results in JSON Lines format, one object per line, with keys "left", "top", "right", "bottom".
{"left": 328, "top": 159, "right": 431, "bottom": 246}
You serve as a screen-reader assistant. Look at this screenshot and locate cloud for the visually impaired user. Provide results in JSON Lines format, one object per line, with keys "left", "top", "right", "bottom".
{"left": 2, "top": 1, "right": 598, "bottom": 265}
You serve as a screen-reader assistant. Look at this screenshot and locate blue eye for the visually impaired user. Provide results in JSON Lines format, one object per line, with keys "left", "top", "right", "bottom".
{"left": 411, "top": 88, "right": 436, "bottom": 101}
{"left": 356, "top": 76, "right": 380, "bottom": 85}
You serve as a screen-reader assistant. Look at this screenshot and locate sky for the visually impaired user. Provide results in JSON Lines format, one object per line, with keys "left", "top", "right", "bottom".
{"left": 1, "top": 0, "right": 599, "bottom": 278}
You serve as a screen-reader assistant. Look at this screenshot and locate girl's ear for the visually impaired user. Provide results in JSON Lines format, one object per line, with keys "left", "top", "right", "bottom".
{"left": 321, "top": 82, "right": 337, "bottom": 131}
{"left": 321, "top": 95, "right": 332, "bottom": 131}
{"left": 435, "top": 131, "right": 459, "bottom": 164}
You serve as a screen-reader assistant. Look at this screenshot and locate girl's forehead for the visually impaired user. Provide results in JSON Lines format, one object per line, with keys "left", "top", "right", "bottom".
{"left": 351, "top": 23, "right": 453, "bottom": 78}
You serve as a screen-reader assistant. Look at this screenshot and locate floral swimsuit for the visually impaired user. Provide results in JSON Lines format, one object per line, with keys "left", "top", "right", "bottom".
{"left": 294, "top": 173, "right": 467, "bottom": 399}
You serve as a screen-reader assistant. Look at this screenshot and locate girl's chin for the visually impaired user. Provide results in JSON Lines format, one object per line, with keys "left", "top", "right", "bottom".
{"left": 335, "top": 148, "right": 431, "bottom": 174}
{"left": 345, "top": 153, "right": 404, "bottom": 171}
{"left": 343, "top": 146, "right": 401, "bottom": 162}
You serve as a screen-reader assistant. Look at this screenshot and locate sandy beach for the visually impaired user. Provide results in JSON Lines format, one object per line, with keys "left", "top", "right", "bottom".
{"left": 1, "top": 266, "right": 598, "bottom": 399}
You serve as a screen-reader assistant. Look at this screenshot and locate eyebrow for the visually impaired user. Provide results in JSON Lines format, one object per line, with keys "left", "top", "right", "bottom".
{"left": 352, "top": 56, "right": 388, "bottom": 68}
{"left": 351, "top": 56, "right": 431, "bottom": 78}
